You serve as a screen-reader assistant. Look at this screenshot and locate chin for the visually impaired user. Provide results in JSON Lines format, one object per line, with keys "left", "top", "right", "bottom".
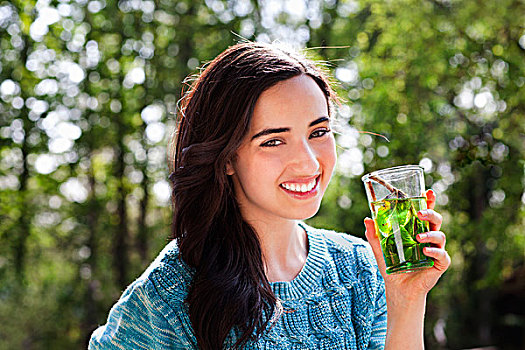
{"left": 286, "top": 205, "right": 322, "bottom": 221}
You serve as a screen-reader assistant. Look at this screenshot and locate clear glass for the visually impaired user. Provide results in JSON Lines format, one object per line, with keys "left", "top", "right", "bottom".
{"left": 362, "top": 165, "right": 434, "bottom": 274}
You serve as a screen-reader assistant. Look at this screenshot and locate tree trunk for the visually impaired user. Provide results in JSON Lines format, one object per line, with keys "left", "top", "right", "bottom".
{"left": 137, "top": 177, "right": 149, "bottom": 264}
{"left": 14, "top": 119, "right": 30, "bottom": 284}
{"left": 83, "top": 159, "right": 99, "bottom": 346}
{"left": 114, "top": 141, "right": 129, "bottom": 289}
{"left": 13, "top": 33, "right": 32, "bottom": 285}
{"left": 469, "top": 161, "right": 493, "bottom": 345}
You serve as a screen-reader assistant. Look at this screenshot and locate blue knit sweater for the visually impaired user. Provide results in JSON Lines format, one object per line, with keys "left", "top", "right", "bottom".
{"left": 89, "top": 224, "right": 387, "bottom": 349}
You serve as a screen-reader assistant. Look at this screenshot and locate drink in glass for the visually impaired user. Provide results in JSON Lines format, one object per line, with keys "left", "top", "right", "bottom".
{"left": 361, "top": 165, "right": 434, "bottom": 274}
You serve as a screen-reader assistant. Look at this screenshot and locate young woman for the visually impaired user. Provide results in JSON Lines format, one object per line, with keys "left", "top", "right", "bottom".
{"left": 89, "top": 42, "right": 450, "bottom": 349}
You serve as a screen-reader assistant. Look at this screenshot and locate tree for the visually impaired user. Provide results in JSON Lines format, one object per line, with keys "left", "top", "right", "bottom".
{"left": 0, "top": 0, "right": 523, "bottom": 348}
{"left": 306, "top": 0, "right": 525, "bottom": 348}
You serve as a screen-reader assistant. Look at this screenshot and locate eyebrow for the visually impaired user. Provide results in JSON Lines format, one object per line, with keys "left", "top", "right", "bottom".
{"left": 251, "top": 116, "right": 330, "bottom": 141}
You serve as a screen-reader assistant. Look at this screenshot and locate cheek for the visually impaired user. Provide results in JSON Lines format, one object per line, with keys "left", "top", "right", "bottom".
{"left": 237, "top": 152, "right": 283, "bottom": 187}
{"left": 321, "top": 138, "right": 337, "bottom": 174}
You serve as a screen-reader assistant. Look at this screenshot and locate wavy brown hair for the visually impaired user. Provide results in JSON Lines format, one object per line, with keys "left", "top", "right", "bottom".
{"left": 169, "top": 42, "right": 335, "bottom": 349}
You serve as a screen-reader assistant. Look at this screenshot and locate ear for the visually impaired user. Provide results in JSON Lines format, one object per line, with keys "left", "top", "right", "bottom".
{"left": 226, "top": 160, "right": 235, "bottom": 176}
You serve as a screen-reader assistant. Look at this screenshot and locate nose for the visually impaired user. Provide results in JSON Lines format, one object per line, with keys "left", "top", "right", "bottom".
{"left": 288, "top": 139, "right": 320, "bottom": 174}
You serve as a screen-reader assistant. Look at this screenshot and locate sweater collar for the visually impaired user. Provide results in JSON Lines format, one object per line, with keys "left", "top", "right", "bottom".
{"left": 269, "top": 222, "right": 327, "bottom": 300}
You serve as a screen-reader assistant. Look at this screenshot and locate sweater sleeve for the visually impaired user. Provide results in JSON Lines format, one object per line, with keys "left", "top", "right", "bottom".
{"left": 88, "top": 278, "right": 189, "bottom": 350}
{"left": 368, "top": 268, "right": 387, "bottom": 349}
{"left": 316, "top": 227, "right": 388, "bottom": 349}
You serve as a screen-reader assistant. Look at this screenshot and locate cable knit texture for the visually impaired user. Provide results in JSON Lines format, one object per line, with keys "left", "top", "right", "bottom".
{"left": 89, "top": 223, "right": 387, "bottom": 349}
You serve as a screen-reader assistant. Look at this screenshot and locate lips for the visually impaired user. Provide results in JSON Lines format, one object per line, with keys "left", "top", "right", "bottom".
{"left": 279, "top": 175, "right": 320, "bottom": 197}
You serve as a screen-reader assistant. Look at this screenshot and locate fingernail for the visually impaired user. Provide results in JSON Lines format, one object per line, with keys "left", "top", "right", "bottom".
{"left": 419, "top": 210, "right": 428, "bottom": 216}
{"left": 424, "top": 247, "right": 435, "bottom": 254}
{"left": 418, "top": 233, "right": 427, "bottom": 240}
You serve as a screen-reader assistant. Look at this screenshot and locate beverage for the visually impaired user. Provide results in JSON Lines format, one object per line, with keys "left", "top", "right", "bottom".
{"left": 371, "top": 196, "right": 434, "bottom": 274}
{"left": 362, "top": 165, "right": 434, "bottom": 274}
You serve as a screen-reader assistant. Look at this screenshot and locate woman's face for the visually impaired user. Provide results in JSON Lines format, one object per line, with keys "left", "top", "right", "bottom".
{"left": 228, "top": 74, "right": 337, "bottom": 225}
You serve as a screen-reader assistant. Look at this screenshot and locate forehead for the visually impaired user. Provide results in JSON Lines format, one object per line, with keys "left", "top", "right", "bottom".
{"left": 250, "top": 75, "right": 328, "bottom": 129}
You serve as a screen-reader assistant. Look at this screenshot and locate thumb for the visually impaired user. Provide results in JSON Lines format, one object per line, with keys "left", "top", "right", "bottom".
{"left": 364, "top": 217, "right": 387, "bottom": 276}
{"left": 426, "top": 189, "right": 436, "bottom": 210}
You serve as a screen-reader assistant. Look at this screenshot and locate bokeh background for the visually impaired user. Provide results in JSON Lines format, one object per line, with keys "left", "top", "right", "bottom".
{"left": 1, "top": 0, "right": 524, "bottom": 348}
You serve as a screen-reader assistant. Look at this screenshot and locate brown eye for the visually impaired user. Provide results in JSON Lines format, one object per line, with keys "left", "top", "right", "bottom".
{"left": 310, "top": 128, "right": 331, "bottom": 138}
{"left": 260, "top": 139, "right": 283, "bottom": 147}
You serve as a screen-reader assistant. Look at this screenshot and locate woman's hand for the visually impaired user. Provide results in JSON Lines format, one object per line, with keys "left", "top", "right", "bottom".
{"left": 364, "top": 189, "right": 451, "bottom": 299}
{"left": 364, "top": 189, "right": 451, "bottom": 349}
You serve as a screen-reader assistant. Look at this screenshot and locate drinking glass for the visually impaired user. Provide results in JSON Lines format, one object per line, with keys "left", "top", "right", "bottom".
{"left": 362, "top": 165, "right": 434, "bottom": 274}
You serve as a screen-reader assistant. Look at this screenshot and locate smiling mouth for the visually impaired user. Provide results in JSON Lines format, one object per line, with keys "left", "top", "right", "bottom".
{"left": 279, "top": 176, "right": 320, "bottom": 194}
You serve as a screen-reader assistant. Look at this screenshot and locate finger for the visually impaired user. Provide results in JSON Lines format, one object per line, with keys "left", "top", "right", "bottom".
{"left": 425, "top": 189, "right": 436, "bottom": 210}
{"left": 417, "top": 209, "right": 443, "bottom": 231}
{"left": 364, "top": 217, "right": 387, "bottom": 276}
{"left": 416, "top": 231, "right": 446, "bottom": 249}
{"left": 423, "top": 247, "right": 451, "bottom": 273}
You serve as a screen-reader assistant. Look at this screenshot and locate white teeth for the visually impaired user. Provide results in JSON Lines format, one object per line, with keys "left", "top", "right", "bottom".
{"left": 281, "top": 178, "right": 317, "bottom": 193}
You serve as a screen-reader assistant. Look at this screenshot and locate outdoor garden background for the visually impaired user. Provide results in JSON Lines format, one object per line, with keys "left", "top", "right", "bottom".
{"left": 0, "top": 0, "right": 524, "bottom": 348}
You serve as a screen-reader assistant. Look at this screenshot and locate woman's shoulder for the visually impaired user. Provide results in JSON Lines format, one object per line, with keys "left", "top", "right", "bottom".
{"left": 303, "top": 223, "right": 379, "bottom": 277}
{"left": 305, "top": 223, "right": 373, "bottom": 255}
{"left": 89, "top": 242, "right": 195, "bottom": 349}
{"left": 316, "top": 227, "right": 370, "bottom": 251}
{"left": 139, "top": 240, "right": 194, "bottom": 302}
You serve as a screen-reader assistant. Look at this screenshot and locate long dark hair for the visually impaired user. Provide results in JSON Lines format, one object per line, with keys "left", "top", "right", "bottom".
{"left": 169, "top": 42, "right": 335, "bottom": 349}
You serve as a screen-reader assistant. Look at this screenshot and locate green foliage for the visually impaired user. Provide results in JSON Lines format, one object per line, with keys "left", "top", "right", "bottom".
{"left": 372, "top": 197, "right": 431, "bottom": 271}
{"left": 306, "top": 0, "right": 525, "bottom": 348}
{"left": 0, "top": 0, "right": 523, "bottom": 348}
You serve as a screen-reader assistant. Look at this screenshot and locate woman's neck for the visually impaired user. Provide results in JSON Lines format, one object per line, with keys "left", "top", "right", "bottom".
{"left": 247, "top": 219, "right": 309, "bottom": 283}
